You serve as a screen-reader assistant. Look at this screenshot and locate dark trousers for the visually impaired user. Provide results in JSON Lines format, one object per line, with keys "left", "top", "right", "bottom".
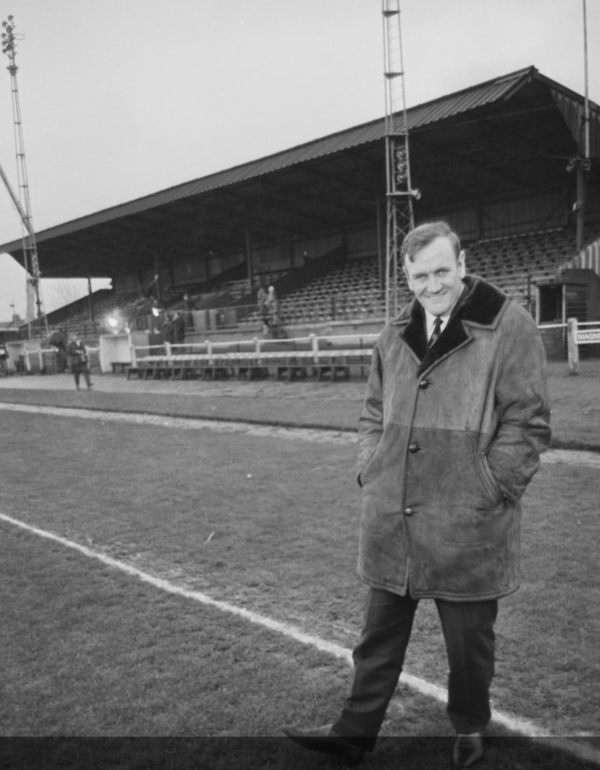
{"left": 333, "top": 588, "right": 498, "bottom": 749}
{"left": 74, "top": 366, "right": 91, "bottom": 389}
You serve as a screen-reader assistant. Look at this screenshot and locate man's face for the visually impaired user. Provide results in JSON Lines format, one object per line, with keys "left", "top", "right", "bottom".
{"left": 403, "top": 235, "right": 465, "bottom": 316}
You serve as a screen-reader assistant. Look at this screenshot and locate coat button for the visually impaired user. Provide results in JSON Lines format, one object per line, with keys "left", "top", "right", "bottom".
{"left": 408, "top": 443, "right": 420, "bottom": 453}
{"left": 404, "top": 507, "right": 414, "bottom": 516}
{"left": 419, "top": 378, "right": 430, "bottom": 389}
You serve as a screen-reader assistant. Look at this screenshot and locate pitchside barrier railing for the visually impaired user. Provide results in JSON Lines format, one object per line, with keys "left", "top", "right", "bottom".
{"left": 538, "top": 319, "right": 600, "bottom": 375}
{"left": 21, "top": 346, "right": 101, "bottom": 375}
{"left": 13, "top": 321, "right": 598, "bottom": 379}
{"left": 566, "top": 318, "right": 600, "bottom": 375}
{"left": 126, "top": 333, "right": 379, "bottom": 382}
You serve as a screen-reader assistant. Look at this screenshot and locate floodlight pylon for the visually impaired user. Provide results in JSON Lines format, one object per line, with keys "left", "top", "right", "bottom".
{"left": 381, "top": 0, "right": 420, "bottom": 321}
{"left": 1, "top": 14, "right": 46, "bottom": 332}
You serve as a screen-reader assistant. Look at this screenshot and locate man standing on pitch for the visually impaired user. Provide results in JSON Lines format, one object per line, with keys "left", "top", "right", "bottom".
{"left": 284, "top": 221, "right": 551, "bottom": 767}
{"left": 68, "top": 335, "right": 93, "bottom": 390}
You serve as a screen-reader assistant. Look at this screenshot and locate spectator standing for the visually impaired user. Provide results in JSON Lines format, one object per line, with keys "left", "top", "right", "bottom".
{"left": 172, "top": 311, "right": 185, "bottom": 343}
{"left": 265, "top": 285, "right": 279, "bottom": 331}
{"left": 256, "top": 283, "right": 269, "bottom": 331}
{"left": 283, "top": 221, "right": 551, "bottom": 767}
{"left": 163, "top": 312, "right": 175, "bottom": 344}
{"left": 183, "top": 292, "right": 194, "bottom": 331}
{"left": 149, "top": 273, "right": 161, "bottom": 302}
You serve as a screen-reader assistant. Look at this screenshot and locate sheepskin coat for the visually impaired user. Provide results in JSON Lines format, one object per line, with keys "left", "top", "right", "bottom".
{"left": 357, "top": 275, "right": 551, "bottom": 600}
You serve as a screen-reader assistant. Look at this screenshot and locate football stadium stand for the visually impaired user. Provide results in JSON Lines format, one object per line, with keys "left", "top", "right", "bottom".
{"left": 1, "top": 66, "right": 599, "bottom": 372}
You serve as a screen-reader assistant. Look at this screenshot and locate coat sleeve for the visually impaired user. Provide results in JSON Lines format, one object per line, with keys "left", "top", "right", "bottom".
{"left": 486, "top": 307, "right": 552, "bottom": 502}
{"left": 357, "top": 343, "right": 384, "bottom": 486}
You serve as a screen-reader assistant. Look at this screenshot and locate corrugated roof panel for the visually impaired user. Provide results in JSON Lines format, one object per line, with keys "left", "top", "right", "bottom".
{"left": 0, "top": 66, "right": 575, "bottom": 251}
{"left": 407, "top": 72, "right": 530, "bottom": 129}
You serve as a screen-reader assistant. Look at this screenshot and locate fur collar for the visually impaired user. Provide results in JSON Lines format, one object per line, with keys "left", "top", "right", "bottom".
{"left": 393, "top": 275, "right": 509, "bottom": 373}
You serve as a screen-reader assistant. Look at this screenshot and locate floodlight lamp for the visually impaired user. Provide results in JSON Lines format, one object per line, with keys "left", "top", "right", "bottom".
{"left": 151, "top": 306, "right": 160, "bottom": 317}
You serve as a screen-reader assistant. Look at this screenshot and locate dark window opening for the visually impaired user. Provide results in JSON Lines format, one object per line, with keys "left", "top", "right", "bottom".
{"left": 538, "top": 285, "right": 562, "bottom": 323}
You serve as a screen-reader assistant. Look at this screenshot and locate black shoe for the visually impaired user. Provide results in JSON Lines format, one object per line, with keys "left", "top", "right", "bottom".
{"left": 282, "top": 723, "right": 364, "bottom": 767}
{"left": 453, "top": 734, "right": 484, "bottom": 767}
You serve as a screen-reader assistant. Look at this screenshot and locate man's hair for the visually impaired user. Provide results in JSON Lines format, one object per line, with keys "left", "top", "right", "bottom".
{"left": 401, "top": 221, "right": 461, "bottom": 263}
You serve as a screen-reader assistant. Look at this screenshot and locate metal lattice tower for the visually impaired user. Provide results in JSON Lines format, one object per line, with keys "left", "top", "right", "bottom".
{"left": 1, "top": 14, "right": 45, "bottom": 329}
{"left": 382, "top": 0, "right": 420, "bottom": 320}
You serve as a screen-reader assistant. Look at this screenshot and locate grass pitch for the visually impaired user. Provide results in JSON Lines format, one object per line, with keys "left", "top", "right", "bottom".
{"left": 0, "top": 385, "right": 599, "bottom": 768}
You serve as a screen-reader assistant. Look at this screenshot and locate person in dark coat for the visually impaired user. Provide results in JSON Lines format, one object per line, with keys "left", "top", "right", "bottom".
{"left": 68, "top": 336, "right": 93, "bottom": 390}
{"left": 283, "top": 221, "right": 551, "bottom": 767}
{"left": 47, "top": 329, "right": 69, "bottom": 373}
{"left": 0, "top": 342, "right": 7, "bottom": 376}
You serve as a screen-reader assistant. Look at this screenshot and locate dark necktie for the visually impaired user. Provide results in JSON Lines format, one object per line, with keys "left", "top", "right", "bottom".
{"left": 429, "top": 316, "right": 442, "bottom": 347}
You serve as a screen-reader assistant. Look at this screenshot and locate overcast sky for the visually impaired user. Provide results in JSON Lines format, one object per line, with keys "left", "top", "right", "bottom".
{"left": 1, "top": 0, "right": 598, "bottom": 320}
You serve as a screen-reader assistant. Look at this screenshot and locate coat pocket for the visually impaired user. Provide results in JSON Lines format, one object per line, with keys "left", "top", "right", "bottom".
{"left": 476, "top": 453, "right": 504, "bottom": 504}
{"left": 357, "top": 445, "right": 380, "bottom": 487}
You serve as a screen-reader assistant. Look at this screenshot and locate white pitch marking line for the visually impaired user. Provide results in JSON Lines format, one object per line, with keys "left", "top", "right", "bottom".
{"left": 0, "top": 512, "right": 598, "bottom": 766}
{"left": 0, "top": 402, "right": 353, "bottom": 445}
{"left": 1, "top": 402, "right": 599, "bottom": 466}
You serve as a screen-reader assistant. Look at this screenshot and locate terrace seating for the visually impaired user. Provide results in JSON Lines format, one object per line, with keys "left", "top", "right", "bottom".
{"left": 231, "top": 235, "right": 564, "bottom": 331}
{"left": 235, "top": 226, "right": 600, "bottom": 334}
{"left": 462, "top": 226, "right": 600, "bottom": 305}
{"left": 238, "top": 256, "right": 389, "bottom": 329}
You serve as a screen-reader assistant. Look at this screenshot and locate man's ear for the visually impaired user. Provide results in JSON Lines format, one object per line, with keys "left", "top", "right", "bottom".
{"left": 458, "top": 250, "right": 466, "bottom": 278}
